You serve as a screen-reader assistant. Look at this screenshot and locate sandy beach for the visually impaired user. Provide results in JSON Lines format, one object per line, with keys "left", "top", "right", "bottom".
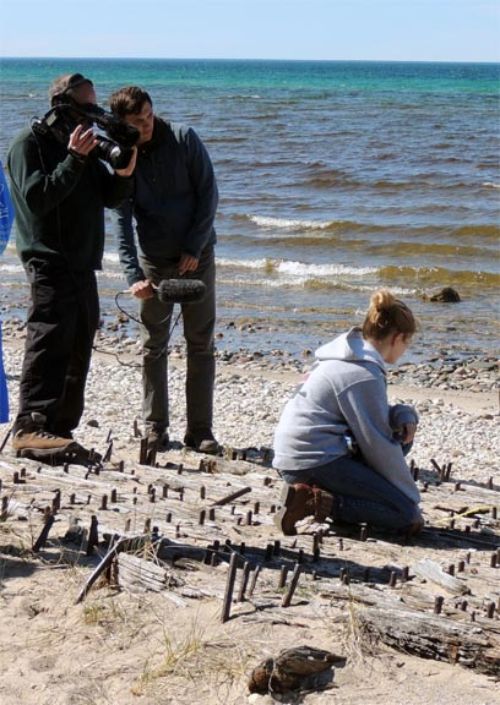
{"left": 0, "top": 330, "right": 499, "bottom": 705}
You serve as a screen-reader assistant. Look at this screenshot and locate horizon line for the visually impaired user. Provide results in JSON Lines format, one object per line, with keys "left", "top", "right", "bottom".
{"left": 1, "top": 55, "right": 500, "bottom": 65}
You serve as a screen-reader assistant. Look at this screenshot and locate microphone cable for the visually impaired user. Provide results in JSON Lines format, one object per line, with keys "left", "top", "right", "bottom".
{"left": 94, "top": 290, "right": 183, "bottom": 369}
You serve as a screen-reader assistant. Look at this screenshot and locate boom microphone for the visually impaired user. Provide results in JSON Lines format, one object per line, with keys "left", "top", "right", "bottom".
{"left": 155, "top": 278, "right": 207, "bottom": 304}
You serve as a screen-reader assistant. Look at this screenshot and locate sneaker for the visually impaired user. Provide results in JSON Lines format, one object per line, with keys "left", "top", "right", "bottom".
{"left": 184, "top": 429, "right": 219, "bottom": 455}
{"left": 274, "top": 483, "right": 334, "bottom": 536}
{"left": 146, "top": 428, "right": 170, "bottom": 453}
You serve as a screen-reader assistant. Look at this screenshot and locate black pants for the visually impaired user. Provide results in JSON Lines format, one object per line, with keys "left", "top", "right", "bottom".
{"left": 15, "top": 259, "right": 99, "bottom": 435}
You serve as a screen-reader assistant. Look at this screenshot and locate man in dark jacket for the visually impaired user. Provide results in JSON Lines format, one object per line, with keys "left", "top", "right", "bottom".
{"left": 109, "top": 86, "right": 219, "bottom": 454}
{"left": 7, "top": 73, "right": 136, "bottom": 457}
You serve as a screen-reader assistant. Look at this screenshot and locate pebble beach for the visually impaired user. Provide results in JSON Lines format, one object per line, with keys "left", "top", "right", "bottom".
{"left": 2, "top": 316, "right": 498, "bottom": 483}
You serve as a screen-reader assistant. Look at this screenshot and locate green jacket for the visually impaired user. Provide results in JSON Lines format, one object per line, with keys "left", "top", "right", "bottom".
{"left": 7, "top": 127, "right": 133, "bottom": 270}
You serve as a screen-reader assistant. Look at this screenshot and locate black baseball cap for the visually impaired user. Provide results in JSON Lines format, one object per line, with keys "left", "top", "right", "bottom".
{"left": 49, "top": 73, "right": 94, "bottom": 105}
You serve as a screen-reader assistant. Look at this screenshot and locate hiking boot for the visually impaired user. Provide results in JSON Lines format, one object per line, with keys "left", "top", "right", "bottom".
{"left": 12, "top": 428, "right": 76, "bottom": 452}
{"left": 184, "top": 428, "right": 220, "bottom": 455}
{"left": 146, "top": 428, "right": 170, "bottom": 453}
{"left": 275, "top": 483, "right": 334, "bottom": 536}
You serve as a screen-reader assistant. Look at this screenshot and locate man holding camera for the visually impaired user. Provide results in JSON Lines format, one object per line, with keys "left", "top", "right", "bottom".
{"left": 109, "top": 86, "right": 219, "bottom": 454}
{"left": 7, "top": 73, "right": 136, "bottom": 459}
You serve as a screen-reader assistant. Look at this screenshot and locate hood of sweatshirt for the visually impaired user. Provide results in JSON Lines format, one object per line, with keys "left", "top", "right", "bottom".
{"left": 315, "top": 326, "right": 386, "bottom": 373}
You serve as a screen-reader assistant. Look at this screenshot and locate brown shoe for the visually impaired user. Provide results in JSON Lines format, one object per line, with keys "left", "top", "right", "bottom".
{"left": 275, "top": 483, "right": 334, "bottom": 536}
{"left": 405, "top": 516, "right": 425, "bottom": 536}
{"left": 12, "top": 428, "right": 77, "bottom": 452}
{"left": 184, "top": 429, "right": 220, "bottom": 455}
{"left": 146, "top": 428, "right": 170, "bottom": 453}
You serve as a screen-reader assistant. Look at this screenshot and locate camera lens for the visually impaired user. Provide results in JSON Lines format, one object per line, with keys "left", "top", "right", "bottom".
{"left": 94, "top": 136, "right": 132, "bottom": 169}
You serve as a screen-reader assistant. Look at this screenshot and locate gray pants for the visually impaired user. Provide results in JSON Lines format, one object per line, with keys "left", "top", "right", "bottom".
{"left": 139, "top": 246, "right": 216, "bottom": 434}
{"left": 279, "top": 445, "right": 421, "bottom": 531}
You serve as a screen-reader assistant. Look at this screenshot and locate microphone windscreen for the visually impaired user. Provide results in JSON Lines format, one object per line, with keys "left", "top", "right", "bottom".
{"left": 156, "top": 278, "right": 207, "bottom": 304}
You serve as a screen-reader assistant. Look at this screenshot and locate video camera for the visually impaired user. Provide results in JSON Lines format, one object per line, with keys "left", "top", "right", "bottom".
{"left": 33, "top": 101, "right": 139, "bottom": 170}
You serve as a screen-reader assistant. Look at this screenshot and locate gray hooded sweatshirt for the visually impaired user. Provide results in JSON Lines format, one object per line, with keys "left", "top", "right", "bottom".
{"left": 272, "top": 327, "right": 420, "bottom": 504}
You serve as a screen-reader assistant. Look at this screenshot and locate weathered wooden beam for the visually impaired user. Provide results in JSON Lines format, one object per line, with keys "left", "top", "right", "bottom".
{"left": 76, "top": 537, "right": 127, "bottom": 604}
{"left": 282, "top": 564, "right": 302, "bottom": 608}
{"left": 117, "top": 553, "right": 176, "bottom": 593}
{"left": 221, "top": 552, "right": 239, "bottom": 623}
{"left": 211, "top": 486, "right": 252, "bottom": 507}
{"left": 358, "top": 603, "right": 500, "bottom": 677}
{"left": 32, "top": 511, "right": 55, "bottom": 553}
{"left": 412, "top": 558, "right": 469, "bottom": 594}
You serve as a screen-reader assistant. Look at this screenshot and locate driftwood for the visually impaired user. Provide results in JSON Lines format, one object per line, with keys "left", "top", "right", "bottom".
{"left": 359, "top": 602, "right": 500, "bottom": 676}
{"left": 316, "top": 582, "right": 500, "bottom": 676}
{"left": 117, "top": 553, "right": 181, "bottom": 593}
{"left": 412, "top": 558, "right": 469, "bottom": 595}
{"left": 211, "top": 486, "right": 252, "bottom": 507}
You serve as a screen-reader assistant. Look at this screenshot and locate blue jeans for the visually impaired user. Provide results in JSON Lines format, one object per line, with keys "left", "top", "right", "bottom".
{"left": 279, "top": 451, "right": 421, "bottom": 531}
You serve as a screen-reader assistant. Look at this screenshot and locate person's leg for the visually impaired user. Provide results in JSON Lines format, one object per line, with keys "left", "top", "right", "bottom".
{"left": 15, "top": 262, "right": 79, "bottom": 430}
{"left": 139, "top": 259, "right": 175, "bottom": 434}
{"left": 13, "top": 261, "right": 82, "bottom": 451}
{"left": 181, "top": 247, "right": 217, "bottom": 445}
{"left": 51, "top": 271, "right": 99, "bottom": 435}
{"left": 140, "top": 294, "right": 173, "bottom": 433}
{"left": 280, "top": 456, "right": 421, "bottom": 531}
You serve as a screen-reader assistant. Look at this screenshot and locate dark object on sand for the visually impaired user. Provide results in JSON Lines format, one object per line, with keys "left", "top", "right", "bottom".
{"left": 424, "top": 287, "right": 461, "bottom": 303}
{"left": 17, "top": 443, "right": 102, "bottom": 468}
{"left": 248, "top": 645, "right": 346, "bottom": 694}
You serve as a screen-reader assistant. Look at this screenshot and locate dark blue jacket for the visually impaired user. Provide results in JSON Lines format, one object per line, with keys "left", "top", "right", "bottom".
{"left": 115, "top": 118, "right": 218, "bottom": 285}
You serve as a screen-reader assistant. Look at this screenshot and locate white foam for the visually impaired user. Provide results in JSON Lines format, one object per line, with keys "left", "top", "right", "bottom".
{"left": 249, "top": 215, "right": 337, "bottom": 231}
{"left": 277, "top": 260, "right": 377, "bottom": 277}
{"left": 482, "top": 182, "right": 500, "bottom": 189}
{"left": 217, "top": 257, "right": 271, "bottom": 270}
{"left": 218, "top": 257, "right": 376, "bottom": 276}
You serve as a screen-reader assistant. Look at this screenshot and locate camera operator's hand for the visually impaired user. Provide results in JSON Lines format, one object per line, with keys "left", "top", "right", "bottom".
{"left": 68, "top": 124, "right": 98, "bottom": 157}
{"left": 129, "top": 279, "right": 155, "bottom": 300}
{"left": 115, "top": 146, "right": 137, "bottom": 178}
{"left": 178, "top": 253, "right": 199, "bottom": 276}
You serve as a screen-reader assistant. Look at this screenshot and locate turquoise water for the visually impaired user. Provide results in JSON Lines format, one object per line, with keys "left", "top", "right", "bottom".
{"left": 1, "top": 58, "right": 499, "bottom": 92}
{"left": 1, "top": 58, "right": 499, "bottom": 359}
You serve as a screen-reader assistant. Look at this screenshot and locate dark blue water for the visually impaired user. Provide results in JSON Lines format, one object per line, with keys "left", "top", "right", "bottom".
{"left": 1, "top": 58, "right": 499, "bottom": 359}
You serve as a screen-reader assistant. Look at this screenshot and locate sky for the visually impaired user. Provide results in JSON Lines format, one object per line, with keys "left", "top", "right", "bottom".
{"left": 0, "top": 0, "right": 499, "bottom": 62}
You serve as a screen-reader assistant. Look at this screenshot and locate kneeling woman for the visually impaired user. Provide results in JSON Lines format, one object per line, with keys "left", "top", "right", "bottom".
{"left": 272, "top": 289, "right": 423, "bottom": 536}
